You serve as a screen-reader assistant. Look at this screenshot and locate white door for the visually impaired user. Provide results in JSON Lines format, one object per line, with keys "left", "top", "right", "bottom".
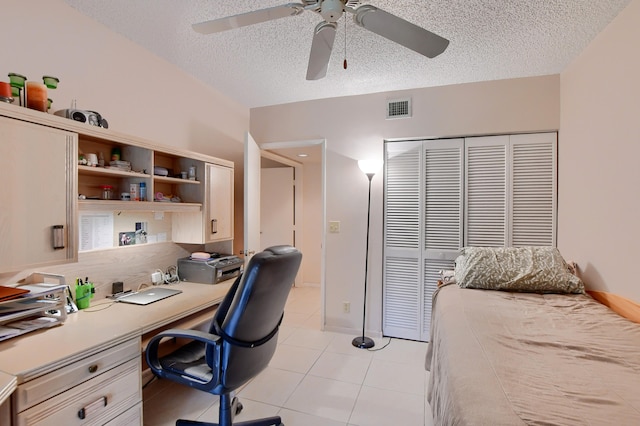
{"left": 243, "top": 132, "right": 261, "bottom": 266}
{"left": 260, "top": 167, "right": 294, "bottom": 250}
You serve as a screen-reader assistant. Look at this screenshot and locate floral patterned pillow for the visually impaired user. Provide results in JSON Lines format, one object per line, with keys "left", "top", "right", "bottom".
{"left": 454, "top": 246, "right": 584, "bottom": 294}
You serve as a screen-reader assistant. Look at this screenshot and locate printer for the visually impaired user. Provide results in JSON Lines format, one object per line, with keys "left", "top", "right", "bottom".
{"left": 178, "top": 253, "right": 243, "bottom": 284}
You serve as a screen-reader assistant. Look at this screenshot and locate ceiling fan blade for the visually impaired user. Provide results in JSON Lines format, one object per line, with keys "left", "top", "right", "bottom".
{"left": 306, "top": 21, "right": 337, "bottom": 80}
{"left": 193, "top": 3, "right": 305, "bottom": 34}
{"left": 353, "top": 5, "right": 449, "bottom": 58}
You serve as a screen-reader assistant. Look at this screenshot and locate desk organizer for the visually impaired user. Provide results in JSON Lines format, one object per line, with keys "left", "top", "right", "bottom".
{"left": 0, "top": 273, "right": 68, "bottom": 342}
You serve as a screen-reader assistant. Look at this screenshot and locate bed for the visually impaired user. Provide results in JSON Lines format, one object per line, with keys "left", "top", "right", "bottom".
{"left": 425, "top": 247, "right": 640, "bottom": 425}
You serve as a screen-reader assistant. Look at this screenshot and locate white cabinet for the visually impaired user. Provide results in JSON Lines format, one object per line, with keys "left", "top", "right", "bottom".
{"left": 0, "top": 116, "right": 77, "bottom": 273}
{"left": 13, "top": 338, "right": 141, "bottom": 426}
{"left": 0, "top": 102, "right": 234, "bottom": 257}
{"left": 206, "top": 163, "right": 234, "bottom": 242}
{"left": 172, "top": 162, "right": 234, "bottom": 244}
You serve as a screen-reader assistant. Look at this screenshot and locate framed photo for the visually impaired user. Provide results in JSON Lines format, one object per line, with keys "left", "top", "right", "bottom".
{"left": 118, "top": 232, "right": 136, "bottom": 246}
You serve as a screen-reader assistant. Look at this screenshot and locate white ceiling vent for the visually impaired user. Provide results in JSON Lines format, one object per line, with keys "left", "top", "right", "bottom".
{"left": 386, "top": 98, "right": 412, "bottom": 119}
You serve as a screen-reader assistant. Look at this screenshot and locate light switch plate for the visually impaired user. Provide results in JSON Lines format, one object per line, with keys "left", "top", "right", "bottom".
{"left": 329, "top": 221, "right": 340, "bottom": 233}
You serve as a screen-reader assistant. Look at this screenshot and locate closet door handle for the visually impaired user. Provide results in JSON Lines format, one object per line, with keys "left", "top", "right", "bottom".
{"left": 211, "top": 219, "right": 218, "bottom": 234}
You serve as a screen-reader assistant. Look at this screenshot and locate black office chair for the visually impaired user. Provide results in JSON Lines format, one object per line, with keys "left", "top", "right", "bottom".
{"left": 146, "top": 245, "right": 302, "bottom": 426}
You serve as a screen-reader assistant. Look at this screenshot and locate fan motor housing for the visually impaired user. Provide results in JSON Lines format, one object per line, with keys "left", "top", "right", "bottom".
{"left": 321, "top": 0, "right": 345, "bottom": 22}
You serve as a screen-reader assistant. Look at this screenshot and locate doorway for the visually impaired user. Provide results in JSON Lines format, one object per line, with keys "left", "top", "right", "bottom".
{"left": 259, "top": 139, "right": 326, "bottom": 329}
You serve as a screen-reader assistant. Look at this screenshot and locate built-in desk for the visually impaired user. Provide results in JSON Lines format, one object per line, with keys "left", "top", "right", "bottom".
{"left": 0, "top": 281, "right": 232, "bottom": 425}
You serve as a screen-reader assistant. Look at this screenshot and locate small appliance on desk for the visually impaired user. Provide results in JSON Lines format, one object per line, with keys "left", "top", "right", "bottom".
{"left": 177, "top": 252, "right": 243, "bottom": 284}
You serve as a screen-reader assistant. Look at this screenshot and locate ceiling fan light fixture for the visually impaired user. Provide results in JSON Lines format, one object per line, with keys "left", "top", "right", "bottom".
{"left": 320, "top": 0, "right": 346, "bottom": 23}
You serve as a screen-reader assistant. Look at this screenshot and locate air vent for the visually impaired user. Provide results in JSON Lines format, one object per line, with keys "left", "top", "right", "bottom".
{"left": 386, "top": 98, "right": 412, "bottom": 119}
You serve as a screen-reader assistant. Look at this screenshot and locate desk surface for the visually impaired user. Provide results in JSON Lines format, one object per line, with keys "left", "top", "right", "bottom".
{"left": 0, "top": 281, "right": 231, "bottom": 384}
{"left": 0, "top": 371, "right": 16, "bottom": 406}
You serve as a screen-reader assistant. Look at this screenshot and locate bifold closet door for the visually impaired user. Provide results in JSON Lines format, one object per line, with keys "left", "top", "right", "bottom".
{"left": 383, "top": 141, "right": 422, "bottom": 341}
{"left": 383, "top": 139, "right": 463, "bottom": 341}
{"left": 510, "top": 133, "right": 557, "bottom": 246}
{"left": 465, "top": 133, "right": 557, "bottom": 247}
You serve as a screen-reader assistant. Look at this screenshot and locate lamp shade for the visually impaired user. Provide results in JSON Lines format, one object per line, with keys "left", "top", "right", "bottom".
{"left": 358, "top": 159, "right": 383, "bottom": 175}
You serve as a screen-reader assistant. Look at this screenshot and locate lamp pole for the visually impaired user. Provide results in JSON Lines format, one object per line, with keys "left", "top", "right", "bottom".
{"left": 352, "top": 171, "right": 375, "bottom": 349}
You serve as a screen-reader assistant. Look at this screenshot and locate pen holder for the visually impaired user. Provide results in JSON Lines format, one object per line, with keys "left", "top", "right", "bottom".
{"left": 75, "top": 283, "right": 94, "bottom": 310}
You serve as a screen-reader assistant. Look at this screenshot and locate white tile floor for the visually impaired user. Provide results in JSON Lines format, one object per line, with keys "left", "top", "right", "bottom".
{"left": 143, "top": 286, "right": 434, "bottom": 426}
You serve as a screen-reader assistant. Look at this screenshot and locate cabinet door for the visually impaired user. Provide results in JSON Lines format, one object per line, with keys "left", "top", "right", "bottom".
{"left": 206, "top": 163, "right": 233, "bottom": 242}
{"left": 0, "top": 116, "right": 77, "bottom": 272}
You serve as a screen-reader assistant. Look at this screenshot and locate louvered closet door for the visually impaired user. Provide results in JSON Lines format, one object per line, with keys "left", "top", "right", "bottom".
{"left": 465, "top": 133, "right": 557, "bottom": 247}
{"left": 510, "top": 133, "right": 557, "bottom": 246}
{"left": 384, "top": 133, "right": 556, "bottom": 342}
{"left": 422, "top": 139, "right": 463, "bottom": 340}
{"left": 465, "top": 136, "right": 509, "bottom": 247}
{"left": 383, "top": 139, "right": 463, "bottom": 341}
{"left": 383, "top": 141, "right": 422, "bottom": 340}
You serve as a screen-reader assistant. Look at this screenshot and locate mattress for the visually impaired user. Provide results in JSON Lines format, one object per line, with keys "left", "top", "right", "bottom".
{"left": 425, "top": 284, "right": 640, "bottom": 425}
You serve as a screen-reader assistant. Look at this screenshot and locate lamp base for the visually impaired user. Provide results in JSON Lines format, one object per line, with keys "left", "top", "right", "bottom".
{"left": 352, "top": 336, "right": 375, "bottom": 349}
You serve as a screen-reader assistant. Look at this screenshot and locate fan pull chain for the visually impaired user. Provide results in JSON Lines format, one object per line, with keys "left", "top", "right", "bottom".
{"left": 343, "top": 15, "right": 348, "bottom": 70}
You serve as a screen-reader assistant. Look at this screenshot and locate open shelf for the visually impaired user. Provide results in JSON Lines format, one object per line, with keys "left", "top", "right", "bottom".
{"left": 78, "top": 165, "right": 151, "bottom": 179}
{"left": 78, "top": 200, "right": 201, "bottom": 212}
{"left": 153, "top": 176, "right": 201, "bottom": 185}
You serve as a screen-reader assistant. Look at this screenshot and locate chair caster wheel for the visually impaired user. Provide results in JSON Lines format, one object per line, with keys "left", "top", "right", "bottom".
{"left": 231, "top": 396, "right": 243, "bottom": 416}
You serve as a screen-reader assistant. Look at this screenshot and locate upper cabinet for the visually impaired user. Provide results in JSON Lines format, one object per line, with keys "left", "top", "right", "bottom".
{"left": 0, "top": 116, "right": 77, "bottom": 272}
{"left": 0, "top": 102, "right": 234, "bottom": 270}
{"left": 172, "top": 163, "right": 234, "bottom": 244}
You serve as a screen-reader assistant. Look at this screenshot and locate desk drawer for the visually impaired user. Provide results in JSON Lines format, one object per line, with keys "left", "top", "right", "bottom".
{"left": 15, "top": 338, "right": 140, "bottom": 412}
{"left": 16, "top": 358, "right": 141, "bottom": 426}
{"left": 104, "top": 401, "right": 142, "bottom": 426}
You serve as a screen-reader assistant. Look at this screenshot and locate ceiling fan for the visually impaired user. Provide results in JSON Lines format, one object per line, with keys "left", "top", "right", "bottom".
{"left": 193, "top": 0, "right": 449, "bottom": 80}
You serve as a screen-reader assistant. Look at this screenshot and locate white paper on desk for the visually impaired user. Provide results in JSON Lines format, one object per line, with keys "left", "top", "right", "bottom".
{"left": 80, "top": 212, "right": 114, "bottom": 251}
{"left": 0, "top": 326, "right": 21, "bottom": 338}
{"left": 16, "top": 284, "right": 67, "bottom": 294}
{"left": 7, "top": 316, "right": 57, "bottom": 330}
{"left": 0, "top": 298, "right": 56, "bottom": 316}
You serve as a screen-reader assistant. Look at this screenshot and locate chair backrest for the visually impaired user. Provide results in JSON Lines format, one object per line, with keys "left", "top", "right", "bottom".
{"left": 207, "top": 245, "right": 302, "bottom": 392}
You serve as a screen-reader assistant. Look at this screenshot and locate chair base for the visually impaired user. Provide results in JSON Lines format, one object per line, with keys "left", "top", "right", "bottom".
{"left": 176, "top": 417, "right": 283, "bottom": 426}
{"left": 176, "top": 395, "right": 283, "bottom": 426}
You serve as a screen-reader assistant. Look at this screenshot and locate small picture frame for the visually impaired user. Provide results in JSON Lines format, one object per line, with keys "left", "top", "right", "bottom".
{"left": 119, "top": 232, "right": 136, "bottom": 246}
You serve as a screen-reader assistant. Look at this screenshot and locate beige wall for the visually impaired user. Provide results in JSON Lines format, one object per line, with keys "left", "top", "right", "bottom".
{"left": 3, "top": 0, "right": 248, "bottom": 158}
{"left": 2, "top": 0, "right": 249, "bottom": 286}
{"left": 559, "top": 0, "right": 640, "bottom": 302}
{"left": 251, "top": 75, "right": 560, "bottom": 334}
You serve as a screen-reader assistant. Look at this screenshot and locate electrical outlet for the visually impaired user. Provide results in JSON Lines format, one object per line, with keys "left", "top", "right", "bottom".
{"left": 342, "top": 301, "right": 350, "bottom": 313}
{"left": 329, "top": 221, "right": 340, "bottom": 233}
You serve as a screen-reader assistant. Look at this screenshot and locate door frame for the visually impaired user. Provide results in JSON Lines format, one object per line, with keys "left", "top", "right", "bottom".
{"left": 260, "top": 139, "right": 327, "bottom": 330}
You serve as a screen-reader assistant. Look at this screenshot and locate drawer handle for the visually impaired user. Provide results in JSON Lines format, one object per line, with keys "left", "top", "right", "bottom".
{"left": 88, "top": 364, "right": 99, "bottom": 373}
{"left": 78, "top": 396, "right": 107, "bottom": 420}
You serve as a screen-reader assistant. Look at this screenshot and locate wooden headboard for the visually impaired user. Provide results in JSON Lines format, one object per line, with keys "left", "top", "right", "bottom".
{"left": 587, "top": 291, "right": 640, "bottom": 324}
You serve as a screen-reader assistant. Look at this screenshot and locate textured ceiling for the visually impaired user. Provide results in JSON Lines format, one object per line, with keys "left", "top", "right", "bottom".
{"left": 63, "top": 0, "right": 630, "bottom": 108}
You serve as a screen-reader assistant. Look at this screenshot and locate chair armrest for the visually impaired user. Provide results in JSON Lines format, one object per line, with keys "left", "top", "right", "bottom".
{"left": 149, "top": 328, "right": 222, "bottom": 345}
{"left": 146, "top": 328, "right": 222, "bottom": 391}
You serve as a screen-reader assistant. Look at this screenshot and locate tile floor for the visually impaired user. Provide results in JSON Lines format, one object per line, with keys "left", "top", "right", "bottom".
{"left": 143, "top": 285, "right": 434, "bottom": 426}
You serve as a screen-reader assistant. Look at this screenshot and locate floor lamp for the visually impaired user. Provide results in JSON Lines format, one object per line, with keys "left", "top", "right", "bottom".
{"left": 352, "top": 159, "right": 383, "bottom": 349}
